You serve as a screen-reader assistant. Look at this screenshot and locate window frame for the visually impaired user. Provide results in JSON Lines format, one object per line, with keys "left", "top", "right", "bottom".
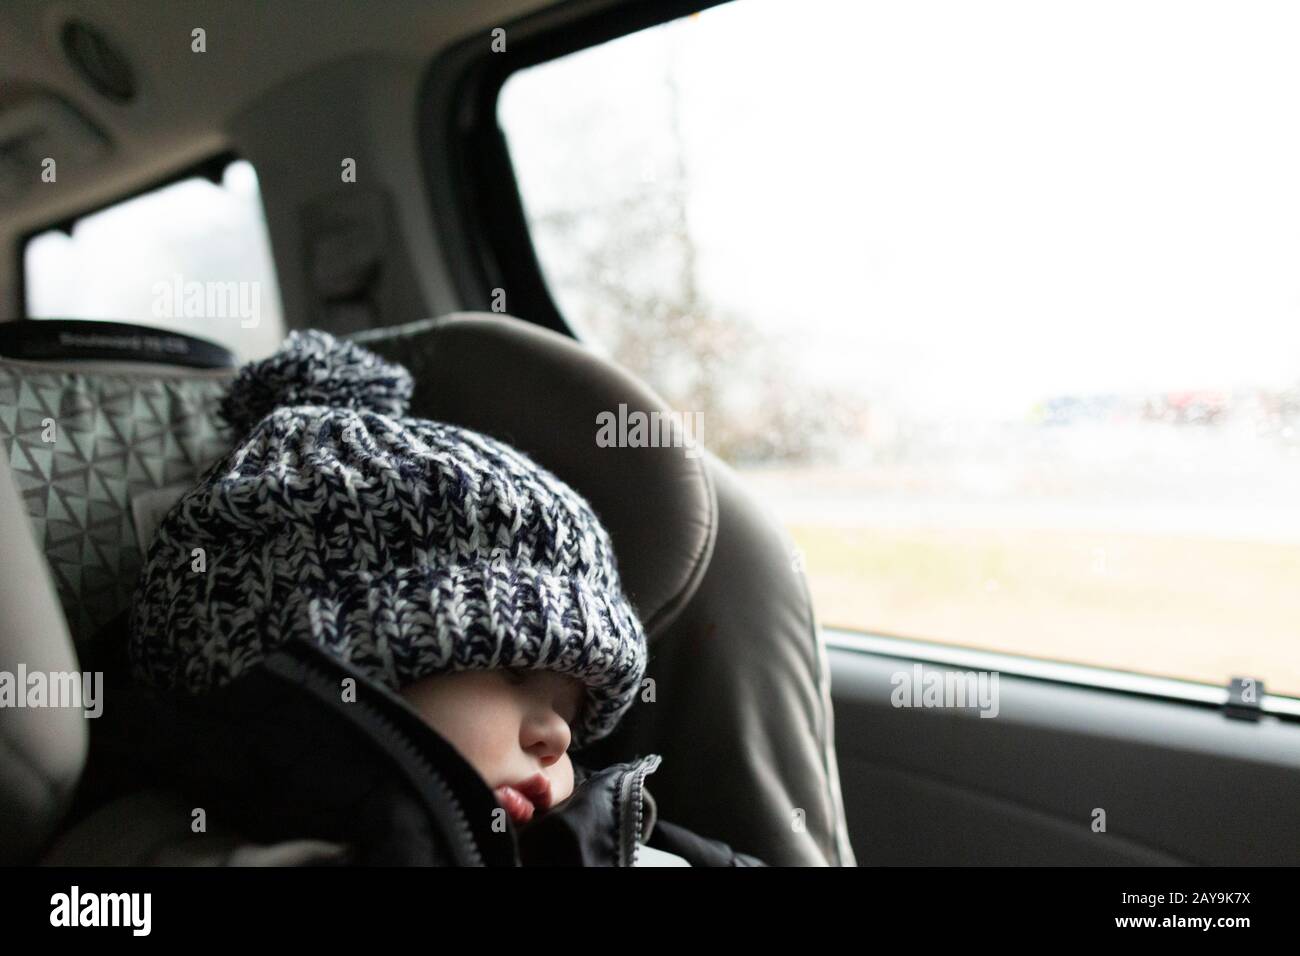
{"left": 418, "top": 0, "right": 728, "bottom": 338}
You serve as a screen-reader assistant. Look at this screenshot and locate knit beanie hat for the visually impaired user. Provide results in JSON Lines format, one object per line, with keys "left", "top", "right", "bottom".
{"left": 128, "top": 330, "right": 648, "bottom": 749}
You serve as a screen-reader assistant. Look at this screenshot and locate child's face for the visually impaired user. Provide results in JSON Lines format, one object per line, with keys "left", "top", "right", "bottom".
{"left": 399, "top": 668, "right": 585, "bottom": 827}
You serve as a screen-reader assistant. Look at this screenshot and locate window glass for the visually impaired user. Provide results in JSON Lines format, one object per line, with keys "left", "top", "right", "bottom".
{"left": 24, "top": 158, "right": 285, "bottom": 361}
{"left": 499, "top": 0, "right": 1300, "bottom": 697}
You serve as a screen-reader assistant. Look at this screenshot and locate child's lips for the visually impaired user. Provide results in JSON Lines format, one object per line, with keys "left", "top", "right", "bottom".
{"left": 494, "top": 773, "right": 553, "bottom": 826}
{"left": 494, "top": 785, "right": 535, "bottom": 825}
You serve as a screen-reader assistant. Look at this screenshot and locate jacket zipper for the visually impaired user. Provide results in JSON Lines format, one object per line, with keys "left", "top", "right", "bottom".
{"left": 271, "top": 642, "right": 490, "bottom": 866}
{"left": 619, "top": 753, "right": 663, "bottom": 867}
{"left": 352, "top": 688, "right": 487, "bottom": 866}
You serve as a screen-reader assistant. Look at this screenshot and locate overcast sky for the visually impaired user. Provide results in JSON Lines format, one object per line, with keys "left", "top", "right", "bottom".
{"left": 502, "top": 0, "right": 1300, "bottom": 419}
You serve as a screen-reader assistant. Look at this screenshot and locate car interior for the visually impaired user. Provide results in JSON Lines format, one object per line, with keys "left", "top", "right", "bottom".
{"left": 1, "top": 0, "right": 1297, "bottom": 875}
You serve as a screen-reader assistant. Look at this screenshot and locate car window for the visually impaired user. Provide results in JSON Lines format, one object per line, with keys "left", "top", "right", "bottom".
{"left": 499, "top": 0, "right": 1300, "bottom": 697}
{"left": 23, "top": 158, "right": 285, "bottom": 361}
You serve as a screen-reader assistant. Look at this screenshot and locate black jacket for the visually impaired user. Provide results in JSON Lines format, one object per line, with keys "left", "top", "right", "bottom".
{"left": 72, "top": 624, "right": 766, "bottom": 867}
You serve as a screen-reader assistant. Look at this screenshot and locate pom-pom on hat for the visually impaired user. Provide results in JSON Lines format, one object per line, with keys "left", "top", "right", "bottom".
{"left": 129, "top": 330, "right": 648, "bottom": 750}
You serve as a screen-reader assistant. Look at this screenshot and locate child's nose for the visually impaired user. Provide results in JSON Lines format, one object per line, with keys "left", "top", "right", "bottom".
{"left": 523, "top": 711, "right": 571, "bottom": 764}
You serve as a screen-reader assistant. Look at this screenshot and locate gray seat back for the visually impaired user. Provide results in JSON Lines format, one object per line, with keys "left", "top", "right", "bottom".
{"left": 0, "top": 453, "right": 86, "bottom": 863}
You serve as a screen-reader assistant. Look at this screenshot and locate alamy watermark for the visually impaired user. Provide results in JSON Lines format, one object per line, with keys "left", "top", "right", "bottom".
{"left": 595, "top": 403, "right": 704, "bottom": 459}
{"left": 151, "top": 273, "right": 261, "bottom": 328}
{"left": 0, "top": 665, "right": 102, "bottom": 718}
{"left": 50, "top": 886, "right": 150, "bottom": 936}
{"left": 890, "top": 663, "right": 1000, "bottom": 718}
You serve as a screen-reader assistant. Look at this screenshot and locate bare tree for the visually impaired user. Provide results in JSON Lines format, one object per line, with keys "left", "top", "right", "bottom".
{"left": 527, "top": 42, "right": 869, "bottom": 464}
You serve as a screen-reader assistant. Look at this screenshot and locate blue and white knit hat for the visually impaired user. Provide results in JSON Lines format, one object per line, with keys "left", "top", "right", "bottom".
{"left": 128, "top": 330, "right": 647, "bottom": 749}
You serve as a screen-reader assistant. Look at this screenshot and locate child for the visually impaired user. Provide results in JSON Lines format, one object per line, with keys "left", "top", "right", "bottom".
{"left": 116, "top": 330, "right": 765, "bottom": 867}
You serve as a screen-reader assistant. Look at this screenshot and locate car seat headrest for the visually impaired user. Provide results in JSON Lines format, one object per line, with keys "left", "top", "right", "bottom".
{"left": 355, "top": 312, "right": 717, "bottom": 637}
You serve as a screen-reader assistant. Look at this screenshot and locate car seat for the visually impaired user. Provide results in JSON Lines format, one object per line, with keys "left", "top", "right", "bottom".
{"left": 0, "top": 313, "right": 856, "bottom": 866}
